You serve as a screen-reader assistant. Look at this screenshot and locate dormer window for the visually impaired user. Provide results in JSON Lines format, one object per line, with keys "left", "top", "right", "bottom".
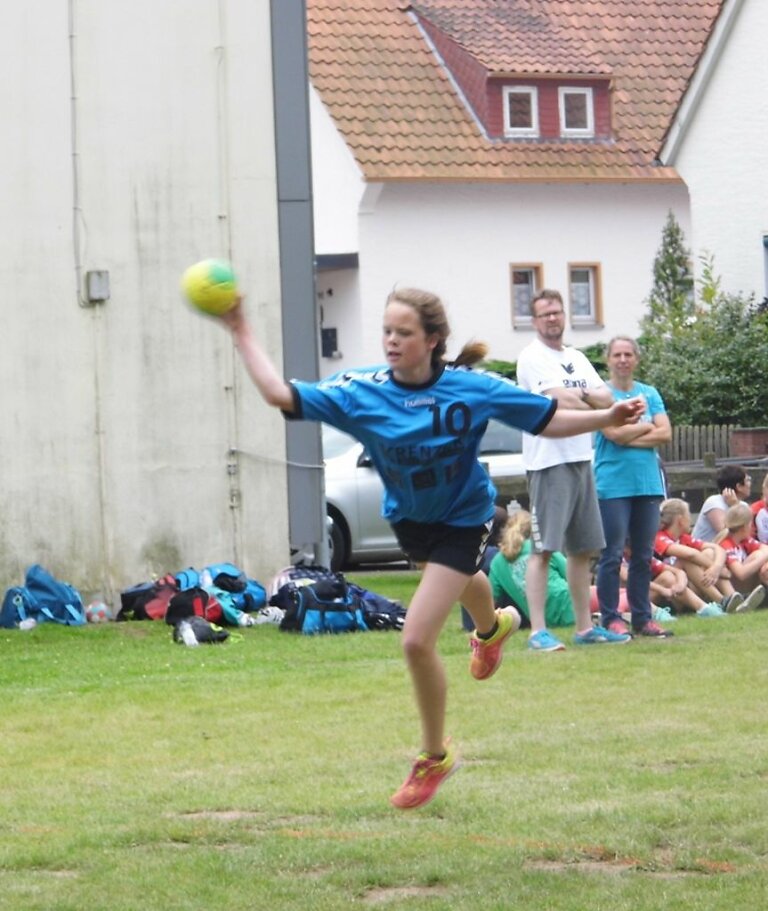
{"left": 503, "top": 86, "right": 539, "bottom": 137}
{"left": 559, "top": 87, "right": 594, "bottom": 137}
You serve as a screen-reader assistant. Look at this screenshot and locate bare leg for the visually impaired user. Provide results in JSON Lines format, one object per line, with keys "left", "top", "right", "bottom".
{"left": 525, "top": 550, "right": 552, "bottom": 633}
{"left": 400, "top": 562, "right": 476, "bottom": 755}
{"left": 676, "top": 558, "right": 730, "bottom": 602}
{"left": 567, "top": 552, "right": 595, "bottom": 633}
{"left": 460, "top": 570, "right": 498, "bottom": 635}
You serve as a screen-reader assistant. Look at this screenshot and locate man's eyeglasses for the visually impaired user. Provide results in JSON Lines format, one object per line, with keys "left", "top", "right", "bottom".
{"left": 534, "top": 310, "right": 564, "bottom": 319}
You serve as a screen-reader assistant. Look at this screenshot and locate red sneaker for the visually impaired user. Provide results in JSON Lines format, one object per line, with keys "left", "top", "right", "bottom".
{"left": 469, "top": 609, "right": 515, "bottom": 680}
{"left": 633, "top": 620, "right": 674, "bottom": 638}
{"left": 607, "top": 619, "right": 632, "bottom": 637}
{"left": 390, "top": 742, "right": 458, "bottom": 809}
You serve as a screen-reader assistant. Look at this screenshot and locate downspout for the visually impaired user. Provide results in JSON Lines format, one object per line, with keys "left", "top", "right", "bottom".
{"left": 215, "top": 0, "right": 244, "bottom": 564}
{"left": 69, "top": 0, "right": 114, "bottom": 599}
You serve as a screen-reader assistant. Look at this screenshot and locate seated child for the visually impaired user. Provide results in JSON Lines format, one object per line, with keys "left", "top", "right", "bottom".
{"left": 488, "top": 510, "right": 575, "bottom": 629}
{"left": 714, "top": 503, "right": 768, "bottom": 608}
{"left": 654, "top": 498, "right": 747, "bottom": 612}
{"left": 750, "top": 475, "right": 768, "bottom": 544}
{"left": 649, "top": 556, "right": 724, "bottom": 617}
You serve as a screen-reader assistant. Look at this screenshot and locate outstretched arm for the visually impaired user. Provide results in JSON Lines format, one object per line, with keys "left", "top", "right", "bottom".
{"left": 542, "top": 397, "right": 645, "bottom": 438}
{"left": 220, "top": 298, "right": 295, "bottom": 412}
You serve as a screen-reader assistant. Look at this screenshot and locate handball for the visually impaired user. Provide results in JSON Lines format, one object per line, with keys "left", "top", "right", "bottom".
{"left": 181, "top": 259, "right": 238, "bottom": 316}
{"left": 85, "top": 601, "right": 112, "bottom": 623}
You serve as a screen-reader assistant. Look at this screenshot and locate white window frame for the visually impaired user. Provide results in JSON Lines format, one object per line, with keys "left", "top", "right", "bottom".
{"left": 503, "top": 86, "right": 539, "bottom": 138}
{"left": 568, "top": 264, "right": 602, "bottom": 326}
{"left": 558, "top": 87, "right": 594, "bottom": 138}
{"left": 510, "top": 264, "right": 543, "bottom": 327}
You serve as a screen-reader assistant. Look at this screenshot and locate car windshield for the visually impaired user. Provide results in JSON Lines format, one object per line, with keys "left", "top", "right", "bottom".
{"left": 321, "top": 424, "right": 359, "bottom": 459}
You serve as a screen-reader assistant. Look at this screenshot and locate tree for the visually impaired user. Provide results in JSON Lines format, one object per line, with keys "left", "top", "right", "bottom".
{"left": 637, "top": 240, "right": 768, "bottom": 425}
{"left": 641, "top": 210, "right": 694, "bottom": 334}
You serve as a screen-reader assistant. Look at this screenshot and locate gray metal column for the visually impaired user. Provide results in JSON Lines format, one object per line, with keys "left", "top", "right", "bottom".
{"left": 270, "top": 0, "right": 327, "bottom": 564}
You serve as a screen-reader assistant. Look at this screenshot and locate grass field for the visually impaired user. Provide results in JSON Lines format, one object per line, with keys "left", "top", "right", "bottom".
{"left": 1, "top": 570, "right": 767, "bottom": 910}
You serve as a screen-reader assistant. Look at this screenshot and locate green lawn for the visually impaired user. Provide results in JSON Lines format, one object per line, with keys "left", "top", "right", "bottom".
{"left": 1, "top": 571, "right": 766, "bottom": 910}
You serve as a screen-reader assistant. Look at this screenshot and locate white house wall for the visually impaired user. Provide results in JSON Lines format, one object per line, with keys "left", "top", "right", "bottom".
{"left": 0, "top": 0, "right": 288, "bottom": 597}
{"left": 668, "top": 0, "right": 768, "bottom": 300}
{"left": 309, "top": 85, "right": 365, "bottom": 256}
{"left": 314, "top": 181, "right": 690, "bottom": 375}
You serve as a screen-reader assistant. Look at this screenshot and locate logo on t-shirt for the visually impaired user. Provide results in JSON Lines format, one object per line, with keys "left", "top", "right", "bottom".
{"left": 561, "top": 362, "right": 575, "bottom": 375}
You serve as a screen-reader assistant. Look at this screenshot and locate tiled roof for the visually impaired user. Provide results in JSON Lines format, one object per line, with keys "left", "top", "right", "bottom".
{"left": 307, "top": 0, "right": 725, "bottom": 182}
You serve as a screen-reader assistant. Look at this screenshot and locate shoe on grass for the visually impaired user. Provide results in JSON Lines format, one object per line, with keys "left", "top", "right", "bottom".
{"left": 736, "top": 585, "right": 766, "bottom": 613}
{"left": 722, "top": 592, "right": 744, "bottom": 613}
{"left": 390, "top": 741, "right": 458, "bottom": 810}
{"left": 469, "top": 608, "right": 515, "bottom": 680}
{"left": 607, "top": 619, "right": 632, "bottom": 637}
{"left": 696, "top": 602, "right": 726, "bottom": 617}
{"left": 527, "top": 629, "right": 566, "bottom": 652}
{"left": 633, "top": 620, "right": 674, "bottom": 638}
{"left": 652, "top": 605, "right": 677, "bottom": 622}
{"left": 574, "top": 625, "right": 632, "bottom": 645}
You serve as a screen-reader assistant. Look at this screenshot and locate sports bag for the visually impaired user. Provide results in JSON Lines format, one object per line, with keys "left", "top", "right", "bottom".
{"left": 173, "top": 616, "right": 230, "bottom": 645}
{"left": 347, "top": 583, "right": 407, "bottom": 631}
{"left": 117, "top": 574, "right": 178, "bottom": 621}
{"left": 272, "top": 574, "right": 368, "bottom": 635}
{"left": 165, "top": 587, "right": 224, "bottom": 626}
{"left": 0, "top": 565, "right": 86, "bottom": 628}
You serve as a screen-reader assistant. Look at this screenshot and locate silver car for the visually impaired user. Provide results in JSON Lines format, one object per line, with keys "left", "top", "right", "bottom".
{"left": 322, "top": 421, "right": 526, "bottom": 571}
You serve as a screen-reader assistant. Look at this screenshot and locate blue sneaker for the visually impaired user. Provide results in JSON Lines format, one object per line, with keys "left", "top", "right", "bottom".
{"left": 652, "top": 605, "right": 678, "bottom": 623}
{"left": 574, "top": 625, "right": 632, "bottom": 645}
{"left": 696, "top": 602, "right": 726, "bottom": 617}
{"left": 528, "top": 629, "right": 566, "bottom": 652}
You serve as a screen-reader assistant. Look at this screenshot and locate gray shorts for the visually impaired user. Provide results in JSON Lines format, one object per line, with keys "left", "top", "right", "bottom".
{"left": 527, "top": 462, "right": 605, "bottom": 555}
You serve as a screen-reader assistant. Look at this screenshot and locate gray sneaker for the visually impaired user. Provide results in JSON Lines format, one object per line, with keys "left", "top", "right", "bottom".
{"left": 723, "top": 592, "right": 744, "bottom": 613}
{"left": 736, "top": 585, "right": 766, "bottom": 613}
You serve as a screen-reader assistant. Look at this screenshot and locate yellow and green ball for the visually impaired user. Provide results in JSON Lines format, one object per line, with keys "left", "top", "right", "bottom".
{"left": 181, "top": 259, "right": 238, "bottom": 316}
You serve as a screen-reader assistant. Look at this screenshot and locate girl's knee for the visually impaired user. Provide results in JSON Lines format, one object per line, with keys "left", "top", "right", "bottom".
{"left": 401, "top": 632, "right": 435, "bottom": 663}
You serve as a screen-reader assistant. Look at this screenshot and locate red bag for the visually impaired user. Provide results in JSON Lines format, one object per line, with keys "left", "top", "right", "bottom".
{"left": 165, "top": 587, "right": 223, "bottom": 626}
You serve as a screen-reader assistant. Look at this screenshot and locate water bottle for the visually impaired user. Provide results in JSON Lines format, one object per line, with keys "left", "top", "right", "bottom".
{"left": 178, "top": 620, "right": 199, "bottom": 647}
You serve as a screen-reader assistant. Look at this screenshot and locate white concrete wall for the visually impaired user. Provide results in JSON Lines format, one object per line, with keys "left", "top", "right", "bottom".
{"left": 669, "top": 0, "right": 768, "bottom": 300}
{"left": 0, "top": 0, "right": 288, "bottom": 597}
{"left": 314, "top": 180, "right": 690, "bottom": 373}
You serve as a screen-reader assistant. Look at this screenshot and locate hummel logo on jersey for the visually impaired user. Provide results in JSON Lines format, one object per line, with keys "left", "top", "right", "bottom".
{"left": 561, "top": 363, "right": 576, "bottom": 375}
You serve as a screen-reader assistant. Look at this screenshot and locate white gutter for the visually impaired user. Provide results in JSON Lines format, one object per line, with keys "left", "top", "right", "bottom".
{"left": 660, "top": 0, "right": 747, "bottom": 164}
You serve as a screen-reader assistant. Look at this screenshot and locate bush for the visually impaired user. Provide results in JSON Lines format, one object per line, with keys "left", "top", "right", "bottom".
{"left": 638, "top": 293, "right": 768, "bottom": 425}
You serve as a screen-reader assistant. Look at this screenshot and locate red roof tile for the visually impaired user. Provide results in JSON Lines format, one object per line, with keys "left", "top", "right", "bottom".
{"left": 308, "top": 0, "right": 725, "bottom": 182}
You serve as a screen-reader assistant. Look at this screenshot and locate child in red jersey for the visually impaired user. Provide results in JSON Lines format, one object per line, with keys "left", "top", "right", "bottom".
{"left": 655, "top": 498, "right": 745, "bottom": 612}
{"left": 714, "top": 503, "right": 768, "bottom": 610}
{"left": 648, "top": 556, "right": 724, "bottom": 616}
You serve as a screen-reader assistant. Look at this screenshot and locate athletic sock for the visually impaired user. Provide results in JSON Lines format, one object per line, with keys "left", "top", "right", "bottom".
{"left": 476, "top": 620, "right": 499, "bottom": 641}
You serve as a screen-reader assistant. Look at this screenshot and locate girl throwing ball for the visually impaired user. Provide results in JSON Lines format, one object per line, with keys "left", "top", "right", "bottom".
{"left": 217, "top": 286, "right": 644, "bottom": 809}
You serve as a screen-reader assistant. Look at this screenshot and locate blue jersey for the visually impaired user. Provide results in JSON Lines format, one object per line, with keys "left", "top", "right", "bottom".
{"left": 288, "top": 364, "right": 556, "bottom": 526}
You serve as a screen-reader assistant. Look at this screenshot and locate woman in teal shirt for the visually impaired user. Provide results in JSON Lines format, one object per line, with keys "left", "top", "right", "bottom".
{"left": 594, "top": 336, "right": 672, "bottom": 637}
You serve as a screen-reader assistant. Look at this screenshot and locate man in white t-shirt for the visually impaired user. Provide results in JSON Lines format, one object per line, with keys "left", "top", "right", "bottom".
{"left": 516, "top": 289, "right": 633, "bottom": 650}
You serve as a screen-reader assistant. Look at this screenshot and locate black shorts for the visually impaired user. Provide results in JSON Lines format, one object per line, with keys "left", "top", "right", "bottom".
{"left": 392, "top": 518, "right": 494, "bottom": 576}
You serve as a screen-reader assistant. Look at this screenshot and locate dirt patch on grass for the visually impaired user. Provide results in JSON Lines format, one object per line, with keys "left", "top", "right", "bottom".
{"left": 363, "top": 885, "right": 450, "bottom": 905}
{"left": 176, "top": 809, "right": 267, "bottom": 822}
{"left": 526, "top": 858, "right": 714, "bottom": 879}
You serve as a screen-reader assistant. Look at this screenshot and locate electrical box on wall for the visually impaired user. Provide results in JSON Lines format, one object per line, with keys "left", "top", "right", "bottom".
{"left": 84, "top": 270, "right": 110, "bottom": 304}
{"left": 321, "top": 327, "right": 342, "bottom": 359}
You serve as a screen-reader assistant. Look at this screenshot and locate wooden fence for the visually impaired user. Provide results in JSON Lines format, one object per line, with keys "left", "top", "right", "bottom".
{"left": 658, "top": 425, "right": 735, "bottom": 464}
